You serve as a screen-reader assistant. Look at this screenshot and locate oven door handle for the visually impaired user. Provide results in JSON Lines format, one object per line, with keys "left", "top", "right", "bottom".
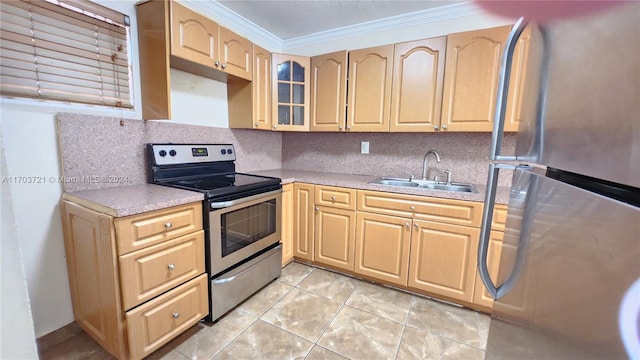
{"left": 209, "top": 189, "right": 282, "bottom": 209}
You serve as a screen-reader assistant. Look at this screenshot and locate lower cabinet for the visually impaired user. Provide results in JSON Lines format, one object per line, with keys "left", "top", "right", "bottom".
{"left": 354, "top": 212, "right": 411, "bottom": 286}
{"left": 314, "top": 205, "right": 356, "bottom": 271}
{"left": 313, "top": 186, "right": 357, "bottom": 271}
{"left": 293, "top": 183, "right": 315, "bottom": 261}
{"left": 61, "top": 200, "right": 207, "bottom": 360}
{"left": 285, "top": 183, "right": 511, "bottom": 313}
{"left": 281, "top": 183, "right": 294, "bottom": 265}
{"left": 408, "top": 220, "right": 480, "bottom": 303}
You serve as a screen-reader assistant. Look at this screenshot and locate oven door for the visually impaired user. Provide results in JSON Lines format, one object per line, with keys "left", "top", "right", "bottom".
{"left": 209, "top": 189, "right": 281, "bottom": 275}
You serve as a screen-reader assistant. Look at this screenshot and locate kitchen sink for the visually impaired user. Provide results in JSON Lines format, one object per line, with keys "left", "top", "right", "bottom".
{"left": 368, "top": 177, "right": 477, "bottom": 193}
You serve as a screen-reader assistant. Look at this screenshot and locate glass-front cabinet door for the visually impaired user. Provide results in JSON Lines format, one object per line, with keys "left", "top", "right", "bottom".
{"left": 272, "top": 54, "right": 310, "bottom": 131}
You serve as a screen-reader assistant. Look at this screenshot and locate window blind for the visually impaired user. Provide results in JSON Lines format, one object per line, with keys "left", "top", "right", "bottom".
{"left": 0, "top": 0, "right": 133, "bottom": 108}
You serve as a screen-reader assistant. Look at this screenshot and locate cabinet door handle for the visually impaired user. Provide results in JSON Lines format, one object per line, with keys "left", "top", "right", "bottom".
{"left": 167, "top": 264, "right": 175, "bottom": 270}
{"left": 221, "top": 63, "right": 227, "bottom": 69}
{"left": 315, "top": 206, "right": 319, "bottom": 212}
{"left": 255, "top": 122, "right": 260, "bottom": 127}
{"left": 414, "top": 223, "right": 419, "bottom": 229}
{"left": 172, "top": 312, "right": 180, "bottom": 319}
{"left": 433, "top": 125, "right": 439, "bottom": 130}
{"left": 214, "top": 61, "right": 220, "bottom": 67}
{"left": 164, "top": 222, "right": 172, "bottom": 229}
{"left": 409, "top": 206, "right": 415, "bottom": 211}
{"left": 404, "top": 222, "right": 410, "bottom": 228}
{"left": 273, "top": 125, "right": 278, "bottom": 129}
{"left": 346, "top": 125, "right": 351, "bottom": 130}
{"left": 339, "top": 125, "right": 343, "bottom": 130}
{"left": 442, "top": 124, "right": 448, "bottom": 130}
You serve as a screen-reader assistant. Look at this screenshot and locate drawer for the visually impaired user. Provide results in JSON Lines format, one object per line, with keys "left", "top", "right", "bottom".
{"left": 115, "top": 203, "right": 202, "bottom": 255}
{"left": 492, "top": 204, "right": 508, "bottom": 232}
{"left": 357, "top": 190, "right": 484, "bottom": 227}
{"left": 126, "top": 274, "right": 209, "bottom": 360}
{"left": 315, "top": 185, "right": 356, "bottom": 210}
{"left": 119, "top": 230, "right": 205, "bottom": 310}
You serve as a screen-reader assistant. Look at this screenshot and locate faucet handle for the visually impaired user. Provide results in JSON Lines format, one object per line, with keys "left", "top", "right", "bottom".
{"left": 433, "top": 174, "right": 440, "bottom": 184}
{"left": 444, "top": 169, "right": 452, "bottom": 185}
{"left": 404, "top": 171, "right": 415, "bottom": 181}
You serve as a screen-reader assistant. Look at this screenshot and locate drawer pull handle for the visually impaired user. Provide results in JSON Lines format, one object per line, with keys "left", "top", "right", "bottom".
{"left": 172, "top": 312, "right": 180, "bottom": 319}
{"left": 331, "top": 196, "right": 336, "bottom": 201}
{"left": 410, "top": 206, "right": 415, "bottom": 211}
{"left": 167, "top": 264, "right": 175, "bottom": 270}
{"left": 164, "top": 222, "right": 172, "bottom": 229}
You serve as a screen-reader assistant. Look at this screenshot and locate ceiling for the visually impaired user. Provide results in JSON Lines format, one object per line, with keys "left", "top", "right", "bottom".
{"left": 216, "top": 0, "right": 464, "bottom": 40}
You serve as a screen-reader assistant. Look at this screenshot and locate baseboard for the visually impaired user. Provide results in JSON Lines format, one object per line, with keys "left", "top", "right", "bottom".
{"left": 36, "top": 321, "right": 83, "bottom": 354}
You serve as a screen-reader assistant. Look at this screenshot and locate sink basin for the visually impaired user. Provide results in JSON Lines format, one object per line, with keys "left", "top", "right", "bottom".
{"left": 368, "top": 177, "right": 477, "bottom": 193}
{"left": 418, "top": 183, "right": 475, "bottom": 192}
{"left": 370, "top": 179, "right": 419, "bottom": 187}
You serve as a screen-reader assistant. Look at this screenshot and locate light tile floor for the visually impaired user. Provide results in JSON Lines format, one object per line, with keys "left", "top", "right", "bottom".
{"left": 40, "top": 262, "right": 489, "bottom": 360}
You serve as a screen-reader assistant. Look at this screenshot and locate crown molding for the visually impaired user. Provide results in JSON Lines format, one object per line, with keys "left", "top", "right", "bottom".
{"left": 180, "top": 0, "right": 283, "bottom": 52}
{"left": 282, "top": 1, "right": 484, "bottom": 52}
{"left": 178, "top": 1, "right": 486, "bottom": 54}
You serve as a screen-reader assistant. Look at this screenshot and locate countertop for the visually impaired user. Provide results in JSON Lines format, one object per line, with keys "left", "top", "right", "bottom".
{"left": 252, "top": 169, "right": 511, "bottom": 205}
{"left": 61, "top": 170, "right": 510, "bottom": 217}
{"left": 62, "top": 184, "right": 204, "bottom": 217}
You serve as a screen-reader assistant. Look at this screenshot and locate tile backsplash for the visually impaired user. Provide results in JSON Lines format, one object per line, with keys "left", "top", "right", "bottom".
{"left": 282, "top": 132, "right": 516, "bottom": 186}
{"left": 57, "top": 112, "right": 516, "bottom": 193}
{"left": 57, "top": 113, "right": 282, "bottom": 192}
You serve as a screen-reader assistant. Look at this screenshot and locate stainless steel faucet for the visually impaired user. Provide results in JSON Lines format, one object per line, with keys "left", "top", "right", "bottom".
{"left": 421, "top": 150, "right": 441, "bottom": 180}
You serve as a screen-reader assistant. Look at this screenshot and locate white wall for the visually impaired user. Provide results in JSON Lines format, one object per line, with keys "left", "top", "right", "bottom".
{"left": 1, "top": 132, "right": 38, "bottom": 359}
{"left": 0, "top": 0, "right": 237, "bottom": 339}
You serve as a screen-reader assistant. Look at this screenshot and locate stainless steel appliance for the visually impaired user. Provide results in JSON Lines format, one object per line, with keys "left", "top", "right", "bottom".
{"left": 147, "top": 144, "right": 283, "bottom": 321}
{"left": 479, "top": 3, "right": 640, "bottom": 359}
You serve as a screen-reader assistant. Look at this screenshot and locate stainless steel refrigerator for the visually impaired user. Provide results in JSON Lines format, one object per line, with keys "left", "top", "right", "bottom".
{"left": 479, "top": 3, "right": 640, "bottom": 359}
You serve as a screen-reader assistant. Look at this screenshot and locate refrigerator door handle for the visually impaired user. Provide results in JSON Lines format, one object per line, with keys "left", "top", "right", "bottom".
{"left": 490, "top": 17, "right": 528, "bottom": 161}
{"left": 478, "top": 163, "right": 536, "bottom": 299}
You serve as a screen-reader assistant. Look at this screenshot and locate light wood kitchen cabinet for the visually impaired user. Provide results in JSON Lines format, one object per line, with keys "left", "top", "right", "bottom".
{"left": 314, "top": 185, "right": 357, "bottom": 271}
{"left": 272, "top": 54, "right": 311, "bottom": 131}
{"left": 168, "top": 1, "right": 251, "bottom": 80}
{"left": 281, "top": 184, "right": 294, "bottom": 265}
{"left": 293, "top": 183, "right": 315, "bottom": 260}
{"left": 504, "top": 25, "right": 534, "bottom": 132}
{"left": 136, "top": 0, "right": 252, "bottom": 120}
{"left": 408, "top": 219, "right": 480, "bottom": 303}
{"left": 440, "top": 25, "right": 511, "bottom": 132}
{"left": 228, "top": 44, "right": 272, "bottom": 130}
{"left": 354, "top": 212, "right": 411, "bottom": 286}
{"left": 390, "top": 37, "right": 447, "bottom": 132}
{"left": 347, "top": 45, "right": 394, "bottom": 132}
{"left": 472, "top": 230, "right": 504, "bottom": 307}
{"left": 310, "top": 50, "right": 348, "bottom": 132}
{"left": 357, "top": 190, "right": 483, "bottom": 227}
{"left": 314, "top": 205, "right": 356, "bottom": 271}
{"left": 61, "top": 200, "right": 207, "bottom": 360}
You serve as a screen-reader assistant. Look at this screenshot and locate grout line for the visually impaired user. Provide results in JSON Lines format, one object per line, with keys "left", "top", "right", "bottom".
{"left": 201, "top": 310, "right": 260, "bottom": 360}
{"left": 392, "top": 324, "right": 407, "bottom": 360}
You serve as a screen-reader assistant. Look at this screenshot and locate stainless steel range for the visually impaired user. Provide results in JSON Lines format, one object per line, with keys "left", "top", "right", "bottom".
{"left": 147, "top": 144, "right": 282, "bottom": 321}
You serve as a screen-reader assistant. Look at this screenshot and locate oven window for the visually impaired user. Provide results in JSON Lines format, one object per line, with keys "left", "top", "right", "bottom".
{"left": 221, "top": 199, "right": 277, "bottom": 257}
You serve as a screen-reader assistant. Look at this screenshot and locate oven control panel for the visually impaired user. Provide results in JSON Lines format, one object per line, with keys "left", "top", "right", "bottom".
{"left": 149, "top": 144, "right": 236, "bottom": 165}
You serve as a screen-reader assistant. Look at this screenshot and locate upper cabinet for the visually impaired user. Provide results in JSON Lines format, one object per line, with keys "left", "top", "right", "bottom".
{"left": 310, "top": 51, "right": 348, "bottom": 132}
{"left": 272, "top": 54, "right": 311, "bottom": 131}
{"left": 136, "top": 0, "right": 252, "bottom": 119}
{"left": 347, "top": 45, "right": 394, "bottom": 132}
{"left": 390, "top": 37, "right": 447, "bottom": 132}
{"left": 169, "top": 1, "right": 252, "bottom": 80}
{"left": 504, "top": 25, "right": 534, "bottom": 132}
{"left": 228, "top": 44, "right": 271, "bottom": 130}
{"left": 440, "top": 25, "right": 511, "bottom": 132}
